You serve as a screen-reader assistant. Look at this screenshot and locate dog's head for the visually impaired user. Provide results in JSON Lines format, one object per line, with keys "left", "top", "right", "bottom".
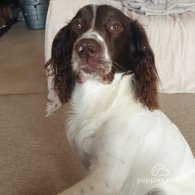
{"left": 46, "top": 4, "right": 159, "bottom": 110}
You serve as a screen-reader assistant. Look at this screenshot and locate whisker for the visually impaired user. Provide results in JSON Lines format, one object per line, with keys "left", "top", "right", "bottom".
{"left": 57, "top": 61, "right": 72, "bottom": 72}
{"left": 64, "top": 62, "right": 72, "bottom": 67}
{"left": 112, "top": 62, "right": 124, "bottom": 72}
{"left": 112, "top": 61, "right": 124, "bottom": 70}
{"left": 112, "top": 64, "right": 121, "bottom": 72}
{"left": 97, "top": 60, "right": 122, "bottom": 72}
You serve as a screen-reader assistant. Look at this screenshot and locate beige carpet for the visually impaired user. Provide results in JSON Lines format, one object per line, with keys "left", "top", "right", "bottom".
{"left": 0, "top": 22, "right": 46, "bottom": 95}
{"left": 0, "top": 22, "right": 194, "bottom": 195}
{"left": 159, "top": 93, "right": 195, "bottom": 154}
{"left": 0, "top": 94, "right": 84, "bottom": 195}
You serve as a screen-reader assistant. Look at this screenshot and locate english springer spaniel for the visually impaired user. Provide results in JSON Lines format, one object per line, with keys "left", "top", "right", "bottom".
{"left": 46, "top": 4, "right": 195, "bottom": 195}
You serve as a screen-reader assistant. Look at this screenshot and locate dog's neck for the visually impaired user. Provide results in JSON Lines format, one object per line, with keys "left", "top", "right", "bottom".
{"left": 71, "top": 73, "right": 137, "bottom": 113}
{"left": 66, "top": 73, "right": 140, "bottom": 155}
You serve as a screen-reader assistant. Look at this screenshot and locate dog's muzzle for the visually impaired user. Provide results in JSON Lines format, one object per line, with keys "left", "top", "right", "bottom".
{"left": 73, "top": 30, "right": 112, "bottom": 74}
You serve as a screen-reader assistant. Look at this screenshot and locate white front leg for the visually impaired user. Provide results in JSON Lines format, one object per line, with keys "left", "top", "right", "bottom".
{"left": 58, "top": 129, "right": 140, "bottom": 195}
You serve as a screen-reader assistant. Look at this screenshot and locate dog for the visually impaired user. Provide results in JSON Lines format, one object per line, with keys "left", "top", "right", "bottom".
{"left": 46, "top": 4, "right": 195, "bottom": 195}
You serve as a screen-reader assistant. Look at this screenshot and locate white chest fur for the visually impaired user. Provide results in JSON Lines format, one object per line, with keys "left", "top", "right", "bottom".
{"left": 64, "top": 74, "right": 195, "bottom": 195}
{"left": 66, "top": 74, "right": 137, "bottom": 166}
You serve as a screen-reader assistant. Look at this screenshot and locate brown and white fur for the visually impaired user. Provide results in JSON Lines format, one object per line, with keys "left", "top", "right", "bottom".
{"left": 46, "top": 4, "right": 195, "bottom": 195}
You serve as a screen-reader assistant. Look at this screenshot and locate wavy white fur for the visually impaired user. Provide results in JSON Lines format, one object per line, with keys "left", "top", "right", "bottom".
{"left": 59, "top": 73, "right": 195, "bottom": 195}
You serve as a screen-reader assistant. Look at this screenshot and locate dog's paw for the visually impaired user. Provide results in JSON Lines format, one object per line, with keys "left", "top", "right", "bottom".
{"left": 45, "top": 100, "right": 62, "bottom": 117}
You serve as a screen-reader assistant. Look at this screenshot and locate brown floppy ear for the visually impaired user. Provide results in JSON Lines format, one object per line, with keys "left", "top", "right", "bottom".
{"left": 130, "top": 21, "right": 159, "bottom": 110}
{"left": 45, "top": 24, "right": 76, "bottom": 103}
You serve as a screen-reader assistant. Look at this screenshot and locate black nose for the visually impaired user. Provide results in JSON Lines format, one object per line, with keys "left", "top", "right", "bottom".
{"left": 75, "top": 38, "right": 100, "bottom": 58}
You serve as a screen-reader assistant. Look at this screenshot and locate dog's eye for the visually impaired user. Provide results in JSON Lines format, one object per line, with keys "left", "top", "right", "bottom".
{"left": 107, "top": 22, "right": 123, "bottom": 33}
{"left": 73, "top": 20, "right": 82, "bottom": 29}
{"left": 110, "top": 23, "right": 122, "bottom": 31}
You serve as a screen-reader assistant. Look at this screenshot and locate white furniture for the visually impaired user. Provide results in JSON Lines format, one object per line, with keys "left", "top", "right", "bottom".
{"left": 45, "top": 0, "right": 195, "bottom": 94}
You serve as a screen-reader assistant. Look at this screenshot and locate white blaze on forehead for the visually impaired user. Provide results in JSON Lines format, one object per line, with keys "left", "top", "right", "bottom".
{"left": 79, "top": 31, "right": 104, "bottom": 42}
{"left": 91, "top": 4, "right": 97, "bottom": 29}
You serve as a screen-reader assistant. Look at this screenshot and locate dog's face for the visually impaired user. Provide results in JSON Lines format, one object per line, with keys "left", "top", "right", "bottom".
{"left": 71, "top": 5, "right": 132, "bottom": 83}
{"left": 47, "top": 4, "right": 159, "bottom": 110}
